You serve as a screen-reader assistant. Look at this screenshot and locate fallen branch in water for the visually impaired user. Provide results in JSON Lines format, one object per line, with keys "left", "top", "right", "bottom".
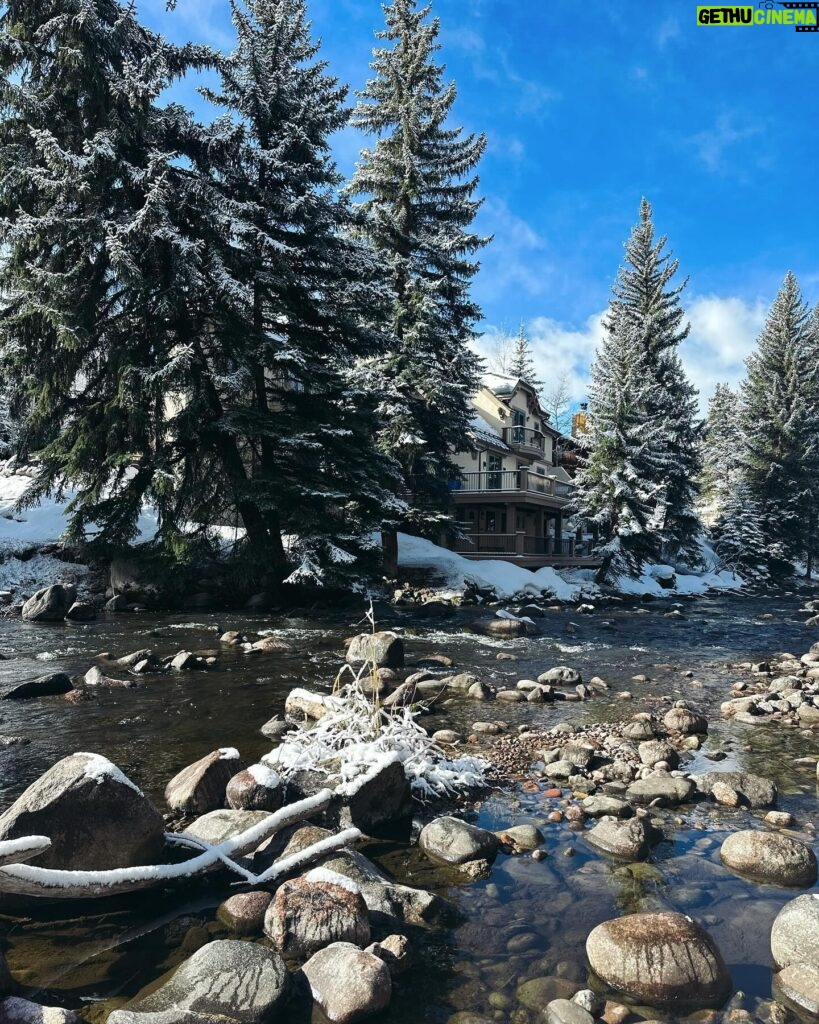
{"left": 0, "top": 790, "right": 359, "bottom": 899}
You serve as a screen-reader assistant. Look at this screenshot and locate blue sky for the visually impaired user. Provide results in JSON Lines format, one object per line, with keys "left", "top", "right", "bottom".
{"left": 141, "top": 0, "right": 818, "bottom": 408}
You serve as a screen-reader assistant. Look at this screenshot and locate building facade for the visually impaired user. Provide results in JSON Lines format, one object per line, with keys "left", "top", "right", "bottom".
{"left": 448, "top": 374, "right": 595, "bottom": 567}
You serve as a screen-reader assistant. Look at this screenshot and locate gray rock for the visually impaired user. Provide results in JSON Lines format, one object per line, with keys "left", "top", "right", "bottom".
{"left": 0, "top": 752, "right": 164, "bottom": 871}
{"left": 571, "top": 990, "right": 605, "bottom": 1017}
{"left": 720, "top": 831, "right": 817, "bottom": 887}
{"left": 692, "top": 771, "right": 777, "bottom": 808}
{"left": 302, "top": 942, "right": 391, "bottom": 1024}
{"left": 562, "top": 742, "right": 595, "bottom": 768}
{"left": 264, "top": 874, "right": 370, "bottom": 955}
{"left": 637, "top": 739, "right": 680, "bottom": 769}
{"left": 217, "top": 891, "right": 272, "bottom": 937}
{"left": 65, "top": 602, "right": 96, "bottom": 622}
{"left": 259, "top": 716, "right": 290, "bottom": 741}
{"left": 336, "top": 757, "right": 414, "bottom": 837}
{"left": 495, "top": 824, "right": 544, "bottom": 850}
{"left": 226, "top": 765, "right": 284, "bottom": 812}
{"left": 345, "top": 632, "right": 404, "bottom": 669}
{"left": 107, "top": 940, "right": 288, "bottom": 1023}
{"left": 419, "top": 816, "right": 499, "bottom": 867}
{"left": 2, "top": 673, "right": 73, "bottom": 700}
{"left": 586, "top": 816, "right": 658, "bottom": 861}
{"left": 366, "top": 934, "right": 412, "bottom": 976}
{"left": 582, "top": 795, "right": 632, "bottom": 819}
{"left": 622, "top": 720, "right": 655, "bottom": 741}
{"left": 663, "top": 707, "right": 708, "bottom": 734}
{"left": 771, "top": 894, "right": 819, "bottom": 968}
{"left": 182, "top": 810, "right": 269, "bottom": 848}
{"left": 586, "top": 911, "right": 731, "bottom": 1010}
{"left": 774, "top": 964, "right": 819, "bottom": 1019}
{"left": 165, "top": 748, "right": 244, "bottom": 815}
{"left": 538, "top": 666, "right": 582, "bottom": 686}
{"left": 545, "top": 999, "right": 593, "bottom": 1024}
{"left": 0, "top": 997, "right": 80, "bottom": 1023}
{"left": 626, "top": 773, "right": 694, "bottom": 807}
{"left": 21, "top": 584, "right": 76, "bottom": 622}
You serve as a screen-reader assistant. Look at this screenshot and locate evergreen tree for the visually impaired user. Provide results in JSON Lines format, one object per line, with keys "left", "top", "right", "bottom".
{"left": 574, "top": 311, "right": 667, "bottom": 582}
{"left": 741, "top": 273, "right": 819, "bottom": 576}
{"left": 349, "top": 0, "right": 488, "bottom": 528}
{"left": 169, "top": 0, "right": 404, "bottom": 584}
{"left": 700, "top": 383, "right": 743, "bottom": 525}
{"left": 575, "top": 199, "right": 702, "bottom": 578}
{"left": 509, "top": 324, "right": 543, "bottom": 395}
{"left": 0, "top": 0, "right": 208, "bottom": 543}
{"left": 711, "top": 480, "right": 769, "bottom": 582}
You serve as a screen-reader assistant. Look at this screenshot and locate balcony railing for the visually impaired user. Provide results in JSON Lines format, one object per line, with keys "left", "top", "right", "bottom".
{"left": 503, "top": 426, "right": 545, "bottom": 453}
{"left": 450, "top": 469, "right": 573, "bottom": 500}
{"left": 453, "top": 533, "right": 517, "bottom": 555}
{"left": 455, "top": 532, "right": 583, "bottom": 558}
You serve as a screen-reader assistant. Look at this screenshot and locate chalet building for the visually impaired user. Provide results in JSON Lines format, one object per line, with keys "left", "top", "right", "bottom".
{"left": 447, "top": 374, "right": 597, "bottom": 567}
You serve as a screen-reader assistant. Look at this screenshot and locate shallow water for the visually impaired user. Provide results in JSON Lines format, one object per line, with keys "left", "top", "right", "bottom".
{"left": 0, "top": 591, "right": 817, "bottom": 1022}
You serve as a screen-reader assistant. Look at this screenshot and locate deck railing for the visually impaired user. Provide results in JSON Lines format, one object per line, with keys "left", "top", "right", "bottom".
{"left": 451, "top": 469, "right": 573, "bottom": 499}
{"left": 503, "top": 426, "right": 545, "bottom": 453}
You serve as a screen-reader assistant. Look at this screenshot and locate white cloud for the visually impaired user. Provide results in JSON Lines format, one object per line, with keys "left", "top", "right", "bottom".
{"left": 657, "top": 16, "right": 681, "bottom": 48}
{"left": 688, "top": 114, "right": 765, "bottom": 174}
{"left": 473, "top": 199, "right": 556, "bottom": 303}
{"left": 475, "top": 295, "right": 767, "bottom": 415}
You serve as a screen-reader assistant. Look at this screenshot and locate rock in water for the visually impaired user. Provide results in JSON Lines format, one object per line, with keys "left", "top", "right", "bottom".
{"left": 625, "top": 774, "right": 693, "bottom": 807}
{"left": 773, "top": 964, "right": 819, "bottom": 1019}
{"left": 226, "top": 764, "right": 284, "bottom": 812}
{"left": 0, "top": 997, "right": 80, "bottom": 1022}
{"left": 164, "top": 748, "right": 244, "bottom": 815}
{"left": 586, "top": 816, "right": 658, "bottom": 861}
{"left": 107, "top": 940, "right": 289, "bottom": 1023}
{"left": 264, "top": 874, "right": 370, "bottom": 955}
{"left": 771, "top": 894, "right": 819, "bottom": 968}
{"left": 692, "top": 771, "right": 777, "bottom": 808}
{"left": 217, "top": 891, "right": 272, "bottom": 937}
{"left": 0, "top": 752, "right": 164, "bottom": 870}
{"left": 345, "top": 632, "right": 404, "bottom": 669}
{"left": 302, "top": 942, "right": 391, "bottom": 1024}
{"left": 586, "top": 912, "right": 731, "bottom": 1010}
{"left": 720, "top": 831, "right": 817, "bottom": 887}
{"left": 2, "top": 673, "right": 73, "bottom": 700}
{"left": 335, "top": 756, "right": 414, "bottom": 837}
{"left": 663, "top": 706, "right": 708, "bottom": 734}
{"left": 21, "top": 584, "right": 76, "bottom": 623}
{"left": 419, "top": 816, "right": 500, "bottom": 868}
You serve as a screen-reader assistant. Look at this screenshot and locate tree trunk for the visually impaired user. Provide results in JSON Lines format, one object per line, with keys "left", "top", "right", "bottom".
{"left": 594, "top": 553, "right": 612, "bottom": 587}
{"left": 382, "top": 527, "right": 399, "bottom": 576}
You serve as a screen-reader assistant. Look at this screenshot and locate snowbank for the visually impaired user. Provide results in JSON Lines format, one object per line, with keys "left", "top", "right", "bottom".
{"left": 397, "top": 532, "right": 744, "bottom": 602}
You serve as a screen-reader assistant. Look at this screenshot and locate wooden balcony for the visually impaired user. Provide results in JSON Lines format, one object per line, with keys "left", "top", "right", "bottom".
{"left": 451, "top": 531, "right": 601, "bottom": 568}
{"left": 450, "top": 469, "right": 573, "bottom": 505}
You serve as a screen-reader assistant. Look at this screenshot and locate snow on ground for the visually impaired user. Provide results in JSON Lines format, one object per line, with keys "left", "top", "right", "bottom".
{"left": 397, "top": 532, "right": 744, "bottom": 602}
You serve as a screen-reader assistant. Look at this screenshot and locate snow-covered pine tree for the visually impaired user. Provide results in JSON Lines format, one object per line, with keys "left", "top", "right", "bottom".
{"left": 609, "top": 198, "right": 702, "bottom": 562}
{"left": 741, "top": 273, "right": 819, "bottom": 576}
{"left": 711, "top": 479, "right": 769, "bottom": 582}
{"left": 0, "top": 0, "right": 209, "bottom": 543}
{"left": 573, "top": 310, "right": 667, "bottom": 583}
{"left": 349, "top": 0, "right": 488, "bottom": 528}
{"left": 700, "top": 383, "right": 743, "bottom": 526}
{"left": 160, "top": 0, "right": 404, "bottom": 585}
{"left": 508, "top": 324, "right": 544, "bottom": 395}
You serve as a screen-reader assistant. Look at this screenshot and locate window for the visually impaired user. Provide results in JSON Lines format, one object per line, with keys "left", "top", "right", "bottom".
{"left": 487, "top": 452, "right": 502, "bottom": 489}
{"left": 511, "top": 409, "right": 525, "bottom": 445}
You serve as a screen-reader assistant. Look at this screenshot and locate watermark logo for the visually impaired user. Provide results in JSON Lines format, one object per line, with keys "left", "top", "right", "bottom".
{"left": 697, "top": 2, "right": 819, "bottom": 29}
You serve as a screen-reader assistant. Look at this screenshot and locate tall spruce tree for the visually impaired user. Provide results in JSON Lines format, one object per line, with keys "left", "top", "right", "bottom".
{"left": 0, "top": 0, "right": 209, "bottom": 544}
{"left": 711, "top": 479, "right": 769, "bottom": 581}
{"left": 575, "top": 200, "right": 702, "bottom": 579}
{"left": 349, "top": 0, "right": 487, "bottom": 529}
{"left": 700, "top": 383, "right": 743, "bottom": 525}
{"left": 741, "top": 273, "right": 819, "bottom": 576}
{"left": 574, "top": 311, "right": 667, "bottom": 582}
{"left": 509, "top": 324, "right": 543, "bottom": 395}
{"left": 167, "top": 0, "right": 404, "bottom": 584}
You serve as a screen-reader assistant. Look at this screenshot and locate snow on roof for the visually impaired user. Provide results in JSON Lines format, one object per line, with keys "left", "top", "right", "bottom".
{"left": 468, "top": 414, "right": 510, "bottom": 451}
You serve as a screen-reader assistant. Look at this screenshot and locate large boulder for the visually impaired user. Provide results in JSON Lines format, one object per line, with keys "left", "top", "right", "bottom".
{"left": 301, "top": 942, "right": 391, "bottom": 1024}
{"left": 586, "top": 816, "right": 658, "bottom": 861}
{"left": 2, "top": 673, "right": 73, "bottom": 700}
{"left": 625, "top": 773, "right": 693, "bottom": 807}
{"left": 226, "top": 765, "right": 284, "bottom": 812}
{"left": 773, "top": 964, "right": 819, "bottom": 1019}
{"left": 419, "top": 816, "right": 499, "bottom": 869}
{"left": 164, "top": 748, "right": 244, "bottom": 815}
{"left": 692, "top": 771, "right": 777, "bottom": 808}
{"left": 0, "top": 997, "right": 80, "bottom": 1023}
{"left": 21, "top": 585, "right": 76, "bottom": 623}
{"left": 335, "top": 755, "right": 414, "bottom": 837}
{"left": 0, "top": 752, "right": 164, "bottom": 870}
{"left": 108, "top": 940, "right": 289, "bottom": 1024}
{"left": 586, "top": 912, "right": 731, "bottom": 1010}
{"left": 182, "top": 809, "right": 269, "bottom": 848}
{"left": 663, "top": 706, "right": 708, "bottom": 735}
{"left": 771, "top": 894, "right": 819, "bottom": 968}
{"left": 264, "top": 872, "right": 370, "bottom": 956}
{"left": 720, "top": 831, "right": 817, "bottom": 887}
{"left": 345, "top": 632, "right": 404, "bottom": 669}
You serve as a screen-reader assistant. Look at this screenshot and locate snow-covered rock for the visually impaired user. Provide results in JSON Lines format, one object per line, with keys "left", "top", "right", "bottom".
{"left": 164, "top": 748, "right": 244, "bottom": 816}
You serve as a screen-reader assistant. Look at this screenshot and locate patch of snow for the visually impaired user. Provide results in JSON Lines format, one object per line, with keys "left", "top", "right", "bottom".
{"left": 303, "top": 866, "right": 362, "bottom": 895}
{"left": 247, "top": 763, "right": 281, "bottom": 788}
{"left": 218, "top": 747, "right": 241, "bottom": 761}
{"left": 76, "top": 753, "right": 143, "bottom": 796}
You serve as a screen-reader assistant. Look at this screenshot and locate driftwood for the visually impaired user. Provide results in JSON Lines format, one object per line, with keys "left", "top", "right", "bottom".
{"left": 0, "top": 791, "right": 360, "bottom": 899}
{"left": 0, "top": 836, "right": 52, "bottom": 868}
